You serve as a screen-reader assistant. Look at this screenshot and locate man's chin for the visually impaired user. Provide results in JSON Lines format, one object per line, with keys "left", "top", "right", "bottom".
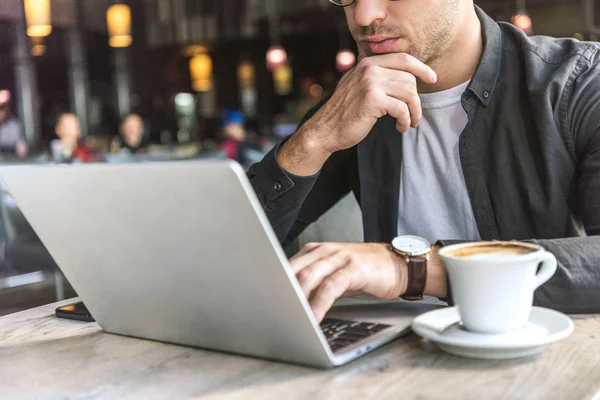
{"left": 360, "top": 44, "right": 418, "bottom": 59}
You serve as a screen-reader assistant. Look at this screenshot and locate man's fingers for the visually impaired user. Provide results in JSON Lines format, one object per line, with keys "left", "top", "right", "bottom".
{"left": 290, "top": 243, "right": 338, "bottom": 274}
{"left": 296, "top": 251, "right": 349, "bottom": 299}
{"left": 376, "top": 69, "right": 421, "bottom": 127}
{"left": 382, "top": 81, "right": 422, "bottom": 128}
{"left": 383, "top": 97, "right": 412, "bottom": 133}
{"left": 310, "top": 267, "right": 365, "bottom": 322}
{"left": 361, "top": 53, "right": 437, "bottom": 84}
{"left": 290, "top": 242, "right": 321, "bottom": 261}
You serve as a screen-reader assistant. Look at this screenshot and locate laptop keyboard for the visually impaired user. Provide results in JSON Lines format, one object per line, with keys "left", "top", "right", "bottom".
{"left": 320, "top": 318, "right": 392, "bottom": 353}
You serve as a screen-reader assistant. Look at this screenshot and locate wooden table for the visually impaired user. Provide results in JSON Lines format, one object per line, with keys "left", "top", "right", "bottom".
{"left": 1, "top": 299, "right": 599, "bottom": 400}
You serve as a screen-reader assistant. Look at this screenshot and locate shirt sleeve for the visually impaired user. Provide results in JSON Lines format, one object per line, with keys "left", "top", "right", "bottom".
{"left": 531, "top": 44, "right": 600, "bottom": 313}
{"left": 247, "top": 97, "right": 355, "bottom": 249}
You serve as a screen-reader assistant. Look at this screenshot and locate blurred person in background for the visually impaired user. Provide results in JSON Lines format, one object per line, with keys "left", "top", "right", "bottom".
{"left": 110, "top": 113, "right": 148, "bottom": 154}
{"left": 219, "top": 110, "right": 264, "bottom": 167}
{"left": 51, "top": 112, "right": 93, "bottom": 163}
{"left": 0, "top": 90, "right": 28, "bottom": 159}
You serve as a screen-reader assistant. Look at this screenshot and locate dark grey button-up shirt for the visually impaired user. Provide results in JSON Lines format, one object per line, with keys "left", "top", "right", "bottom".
{"left": 248, "top": 7, "right": 600, "bottom": 314}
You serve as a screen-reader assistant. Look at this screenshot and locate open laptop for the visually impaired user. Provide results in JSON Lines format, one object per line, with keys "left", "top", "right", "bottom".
{"left": 0, "top": 161, "right": 440, "bottom": 368}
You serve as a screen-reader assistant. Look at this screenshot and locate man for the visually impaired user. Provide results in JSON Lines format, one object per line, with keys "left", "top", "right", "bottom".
{"left": 52, "top": 112, "right": 92, "bottom": 163}
{"left": 248, "top": 0, "right": 600, "bottom": 322}
{"left": 111, "top": 114, "right": 148, "bottom": 154}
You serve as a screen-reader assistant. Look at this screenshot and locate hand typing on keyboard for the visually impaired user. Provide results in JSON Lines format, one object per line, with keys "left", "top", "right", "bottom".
{"left": 289, "top": 242, "right": 446, "bottom": 322}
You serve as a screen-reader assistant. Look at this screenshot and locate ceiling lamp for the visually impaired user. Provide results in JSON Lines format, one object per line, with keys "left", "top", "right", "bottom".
{"left": 31, "top": 36, "right": 46, "bottom": 57}
{"left": 336, "top": 49, "right": 356, "bottom": 73}
{"left": 107, "top": 4, "right": 133, "bottom": 48}
{"left": 273, "top": 64, "right": 293, "bottom": 96}
{"left": 238, "top": 60, "right": 256, "bottom": 89}
{"left": 266, "top": 46, "right": 287, "bottom": 71}
{"left": 190, "top": 53, "right": 213, "bottom": 92}
{"left": 266, "top": 0, "right": 287, "bottom": 71}
{"left": 182, "top": 45, "right": 208, "bottom": 57}
{"left": 512, "top": 12, "right": 532, "bottom": 35}
{"left": 24, "top": 0, "right": 52, "bottom": 37}
{"left": 511, "top": 0, "right": 532, "bottom": 35}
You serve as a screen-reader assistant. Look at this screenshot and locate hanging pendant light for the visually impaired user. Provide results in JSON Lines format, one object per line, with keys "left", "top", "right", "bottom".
{"left": 238, "top": 60, "right": 256, "bottom": 89}
{"left": 511, "top": 0, "right": 533, "bottom": 35}
{"left": 512, "top": 12, "right": 532, "bottom": 34}
{"left": 273, "top": 64, "right": 293, "bottom": 96}
{"left": 107, "top": 4, "right": 133, "bottom": 48}
{"left": 266, "top": 46, "right": 287, "bottom": 71}
{"left": 30, "top": 36, "right": 47, "bottom": 57}
{"left": 190, "top": 53, "right": 213, "bottom": 92}
{"left": 266, "top": 0, "right": 287, "bottom": 71}
{"left": 238, "top": 56, "right": 257, "bottom": 117}
{"left": 336, "top": 49, "right": 356, "bottom": 73}
{"left": 24, "top": 0, "right": 52, "bottom": 37}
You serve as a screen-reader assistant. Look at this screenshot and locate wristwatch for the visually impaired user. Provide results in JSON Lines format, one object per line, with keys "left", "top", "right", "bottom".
{"left": 391, "top": 236, "right": 431, "bottom": 301}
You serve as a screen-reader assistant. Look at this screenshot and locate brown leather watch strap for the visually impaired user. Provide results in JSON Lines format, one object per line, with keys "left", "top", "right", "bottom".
{"left": 402, "top": 256, "right": 428, "bottom": 301}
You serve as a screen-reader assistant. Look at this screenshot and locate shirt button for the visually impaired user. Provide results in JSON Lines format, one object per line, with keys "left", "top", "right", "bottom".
{"left": 483, "top": 90, "right": 490, "bottom": 99}
{"left": 273, "top": 182, "right": 282, "bottom": 191}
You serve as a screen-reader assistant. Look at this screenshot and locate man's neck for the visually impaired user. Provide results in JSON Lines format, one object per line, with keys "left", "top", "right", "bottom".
{"left": 418, "top": 6, "right": 483, "bottom": 94}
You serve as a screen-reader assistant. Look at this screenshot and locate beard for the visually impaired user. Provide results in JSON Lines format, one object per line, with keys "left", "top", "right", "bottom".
{"left": 349, "top": 8, "right": 459, "bottom": 66}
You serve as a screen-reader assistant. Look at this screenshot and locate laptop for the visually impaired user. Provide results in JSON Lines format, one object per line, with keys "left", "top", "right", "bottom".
{"left": 0, "top": 161, "right": 440, "bottom": 368}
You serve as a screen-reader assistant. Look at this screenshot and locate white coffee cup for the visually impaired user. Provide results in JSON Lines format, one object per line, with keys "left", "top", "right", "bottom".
{"left": 438, "top": 241, "right": 557, "bottom": 334}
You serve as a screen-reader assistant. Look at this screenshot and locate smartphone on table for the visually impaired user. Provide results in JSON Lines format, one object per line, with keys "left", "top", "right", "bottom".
{"left": 55, "top": 301, "right": 95, "bottom": 322}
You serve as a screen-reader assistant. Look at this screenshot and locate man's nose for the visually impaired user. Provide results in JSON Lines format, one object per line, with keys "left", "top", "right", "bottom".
{"left": 352, "top": 0, "right": 388, "bottom": 27}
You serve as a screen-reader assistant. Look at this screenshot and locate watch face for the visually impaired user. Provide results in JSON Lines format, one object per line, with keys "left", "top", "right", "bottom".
{"left": 392, "top": 236, "right": 431, "bottom": 256}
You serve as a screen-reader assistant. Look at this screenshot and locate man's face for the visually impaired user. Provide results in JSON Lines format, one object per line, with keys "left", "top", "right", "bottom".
{"left": 224, "top": 123, "right": 246, "bottom": 142}
{"left": 120, "top": 115, "right": 143, "bottom": 147}
{"left": 55, "top": 114, "right": 80, "bottom": 144}
{"left": 345, "top": 0, "right": 464, "bottom": 65}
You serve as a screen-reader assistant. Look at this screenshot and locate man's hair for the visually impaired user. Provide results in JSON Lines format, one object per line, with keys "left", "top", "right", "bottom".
{"left": 54, "top": 111, "right": 76, "bottom": 127}
{"left": 120, "top": 113, "right": 143, "bottom": 124}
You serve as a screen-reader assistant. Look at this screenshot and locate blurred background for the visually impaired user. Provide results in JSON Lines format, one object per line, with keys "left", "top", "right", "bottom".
{"left": 0, "top": 0, "right": 598, "bottom": 316}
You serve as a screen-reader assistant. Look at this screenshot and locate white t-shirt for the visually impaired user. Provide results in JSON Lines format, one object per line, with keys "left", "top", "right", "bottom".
{"left": 397, "top": 80, "right": 481, "bottom": 243}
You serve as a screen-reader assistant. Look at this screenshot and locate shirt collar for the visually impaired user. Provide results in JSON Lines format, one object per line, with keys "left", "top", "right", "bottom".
{"left": 467, "top": 6, "right": 503, "bottom": 107}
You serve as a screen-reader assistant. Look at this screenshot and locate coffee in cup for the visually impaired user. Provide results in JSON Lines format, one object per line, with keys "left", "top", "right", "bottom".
{"left": 438, "top": 241, "right": 557, "bottom": 334}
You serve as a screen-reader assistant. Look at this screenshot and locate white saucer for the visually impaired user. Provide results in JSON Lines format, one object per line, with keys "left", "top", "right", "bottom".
{"left": 412, "top": 306, "right": 574, "bottom": 360}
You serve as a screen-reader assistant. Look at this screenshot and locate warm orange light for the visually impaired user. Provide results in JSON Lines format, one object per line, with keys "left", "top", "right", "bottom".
{"left": 273, "top": 64, "right": 293, "bottom": 95}
{"left": 511, "top": 12, "right": 532, "bottom": 35}
{"left": 309, "top": 84, "right": 323, "bottom": 98}
{"left": 238, "top": 60, "right": 256, "bottom": 89}
{"left": 182, "top": 45, "right": 208, "bottom": 57}
{"left": 336, "top": 49, "right": 356, "bottom": 73}
{"left": 30, "top": 36, "right": 46, "bottom": 56}
{"left": 266, "top": 46, "right": 287, "bottom": 71}
{"left": 190, "top": 54, "right": 213, "bottom": 92}
{"left": 31, "top": 44, "right": 46, "bottom": 56}
{"left": 107, "top": 4, "right": 133, "bottom": 48}
{"left": 24, "top": 0, "right": 52, "bottom": 37}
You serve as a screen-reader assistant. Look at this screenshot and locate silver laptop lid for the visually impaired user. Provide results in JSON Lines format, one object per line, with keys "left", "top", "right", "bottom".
{"left": 0, "top": 161, "right": 333, "bottom": 367}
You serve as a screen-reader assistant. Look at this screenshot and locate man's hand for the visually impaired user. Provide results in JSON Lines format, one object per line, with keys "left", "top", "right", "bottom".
{"left": 278, "top": 53, "right": 437, "bottom": 176}
{"left": 290, "top": 242, "right": 405, "bottom": 322}
{"left": 290, "top": 242, "right": 447, "bottom": 322}
{"left": 278, "top": 53, "right": 438, "bottom": 176}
